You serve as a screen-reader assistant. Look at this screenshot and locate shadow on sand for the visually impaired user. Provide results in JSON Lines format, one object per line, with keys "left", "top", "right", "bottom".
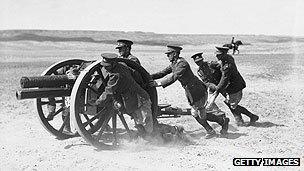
{"left": 218, "top": 132, "right": 248, "bottom": 139}
{"left": 186, "top": 125, "right": 248, "bottom": 140}
{"left": 247, "top": 121, "right": 286, "bottom": 128}
{"left": 64, "top": 122, "right": 284, "bottom": 150}
{"left": 64, "top": 143, "right": 91, "bottom": 149}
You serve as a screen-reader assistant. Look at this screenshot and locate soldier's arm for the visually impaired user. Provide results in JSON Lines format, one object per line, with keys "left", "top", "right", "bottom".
{"left": 209, "top": 61, "right": 221, "bottom": 70}
{"left": 160, "top": 61, "right": 187, "bottom": 88}
{"left": 120, "top": 62, "right": 145, "bottom": 86}
{"left": 215, "top": 63, "right": 232, "bottom": 92}
{"left": 197, "top": 67, "right": 217, "bottom": 91}
{"left": 151, "top": 65, "right": 172, "bottom": 80}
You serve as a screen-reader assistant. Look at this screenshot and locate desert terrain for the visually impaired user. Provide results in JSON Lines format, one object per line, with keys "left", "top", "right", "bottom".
{"left": 0, "top": 34, "right": 304, "bottom": 170}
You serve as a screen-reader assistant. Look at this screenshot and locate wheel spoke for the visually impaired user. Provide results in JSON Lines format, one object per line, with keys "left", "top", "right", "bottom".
{"left": 83, "top": 114, "right": 94, "bottom": 129}
{"left": 96, "top": 113, "right": 112, "bottom": 141}
{"left": 82, "top": 108, "right": 105, "bottom": 127}
{"left": 82, "top": 114, "right": 98, "bottom": 127}
{"left": 112, "top": 113, "right": 117, "bottom": 145}
{"left": 46, "top": 107, "right": 64, "bottom": 120}
{"left": 83, "top": 114, "right": 99, "bottom": 127}
{"left": 118, "top": 114, "right": 132, "bottom": 139}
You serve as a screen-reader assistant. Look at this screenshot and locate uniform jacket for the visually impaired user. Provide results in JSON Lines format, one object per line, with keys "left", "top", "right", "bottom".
{"left": 96, "top": 63, "right": 150, "bottom": 114}
{"left": 124, "top": 54, "right": 141, "bottom": 65}
{"left": 216, "top": 54, "right": 246, "bottom": 94}
{"left": 119, "top": 54, "right": 143, "bottom": 85}
{"left": 151, "top": 57, "right": 206, "bottom": 105}
{"left": 197, "top": 61, "right": 221, "bottom": 90}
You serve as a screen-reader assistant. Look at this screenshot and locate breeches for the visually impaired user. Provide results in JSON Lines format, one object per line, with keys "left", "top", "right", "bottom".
{"left": 225, "top": 90, "right": 243, "bottom": 109}
{"left": 191, "top": 98, "right": 207, "bottom": 119}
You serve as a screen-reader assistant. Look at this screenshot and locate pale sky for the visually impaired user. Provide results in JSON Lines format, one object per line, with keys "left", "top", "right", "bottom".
{"left": 0, "top": 0, "right": 303, "bottom": 36}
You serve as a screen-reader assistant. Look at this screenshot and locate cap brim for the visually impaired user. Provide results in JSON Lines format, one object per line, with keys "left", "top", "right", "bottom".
{"left": 100, "top": 61, "right": 112, "bottom": 66}
{"left": 165, "top": 50, "right": 174, "bottom": 54}
{"left": 215, "top": 51, "right": 223, "bottom": 54}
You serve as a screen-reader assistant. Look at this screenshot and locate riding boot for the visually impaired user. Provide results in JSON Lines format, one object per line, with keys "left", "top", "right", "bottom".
{"left": 206, "top": 114, "right": 229, "bottom": 135}
{"left": 194, "top": 116, "right": 216, "bottom": 139}
{"left": 232, "top": 107, "right": 247, "bottom": 126}
{"left": 238, "top": 105, "right": 259, "bottom": 123}
{"left": 206, "top": 113, "right": 224, "bottom": 125}
{"left": 224, "top": 101, "right": 245, "bottom": 126}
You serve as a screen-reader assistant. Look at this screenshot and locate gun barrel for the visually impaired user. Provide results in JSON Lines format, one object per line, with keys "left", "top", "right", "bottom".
{"left": 20, "top": 75, "right": 75, "bottom": 88}
{"left": 16, "top": 87, "right": 71, "bottom": 100}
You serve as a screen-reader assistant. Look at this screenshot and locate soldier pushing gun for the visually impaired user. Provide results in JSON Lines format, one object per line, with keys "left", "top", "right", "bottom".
{"left": 206, "top": 46, "right": 259, "bottom": 126}
{"left": 150, "top": 45, "right": 229, "bottom": 139}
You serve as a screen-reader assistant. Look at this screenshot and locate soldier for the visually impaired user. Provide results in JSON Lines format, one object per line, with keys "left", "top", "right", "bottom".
{"left": 91, "top": 53, "right": 154, "bottom": 137}
{"left": 115, "top": 39, "right": 141, "bottom": 65}
{"left": 149, "top": 45, "right": 230, "bottom": 139}
{"left": 191, "top": 52, "right": 226, "bottom": 113}
{"left": 115, "top": 39, "right": 145, "bottom": 87}
{"left": 231, "top": 37, "right": 238, "bottom": 55}
{"left": 115, "top": 40, "right": 184, "bottom": 139}
{"left": 207, "top": 47, "right": 259, "bottom": 126}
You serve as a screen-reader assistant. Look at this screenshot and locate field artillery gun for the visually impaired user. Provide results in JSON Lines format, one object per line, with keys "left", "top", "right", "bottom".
{"left": 16, "top": 58, "right": 192, "bottom": 149}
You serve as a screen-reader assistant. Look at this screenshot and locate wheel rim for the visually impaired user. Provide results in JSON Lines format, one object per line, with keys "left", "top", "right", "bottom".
{"left": 71, "top": 58, "right": 158, "bottom": 149}
{"left": 36, "top": 59, "right": 84, "bottom": 139}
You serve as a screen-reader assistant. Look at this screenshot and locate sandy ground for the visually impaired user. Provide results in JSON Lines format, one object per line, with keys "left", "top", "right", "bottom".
{"left": 0, "top": 41, "right": 304, "bottom": 170}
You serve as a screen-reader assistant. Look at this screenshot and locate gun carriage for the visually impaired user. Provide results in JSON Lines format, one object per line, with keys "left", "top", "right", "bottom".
{"left": 16, "top": 58, "right": 191, "bottom": 149}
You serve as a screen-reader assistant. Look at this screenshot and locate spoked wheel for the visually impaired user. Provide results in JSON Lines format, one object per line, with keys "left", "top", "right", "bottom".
{"left": 71, "top": 58, "right": 158, "bottom": 149}
{"left": 36, "top": 59, "right": 86, "bottom": 139}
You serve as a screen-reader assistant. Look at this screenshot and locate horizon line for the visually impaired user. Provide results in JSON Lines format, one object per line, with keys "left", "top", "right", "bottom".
{"left": 0, "top": 29, "right": 301, "bottom": 38}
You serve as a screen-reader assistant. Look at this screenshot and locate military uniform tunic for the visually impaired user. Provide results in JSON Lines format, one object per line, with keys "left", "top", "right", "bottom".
{"left": 151, "top": 57, "right": 206, "bottom": 105}
{"left": 96, "top": 63, "right": 150, "bottom": 114}
{"left": 216, "top": 54, "right": 246, "bottom": 94}
{"left": 197, "top": 61, "right": 221, "bottom": 91}
{"left": 124, "top": 54, "right": 141, "bottom": 65}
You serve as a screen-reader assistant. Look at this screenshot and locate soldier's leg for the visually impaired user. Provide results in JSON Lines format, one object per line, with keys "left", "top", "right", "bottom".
{"left": 206, "top": 103, "right": 230, "bottom": 134}
{"left": 224, "top": 101, "right": 245, "bottom": 126}
{"left": 225, "top": 91, "right": 248, "bottom": 126}
{"left": 237, "top": 105, "right": 259, "bottom": 123}
{"left": 221, "top": 92, "right": 243, "bottom": 124}
{"left": 192, "top": 99, "right": 216, "bottom": 139}
{"left": 228, "top": 90, "right": 258, "bottom": 125}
